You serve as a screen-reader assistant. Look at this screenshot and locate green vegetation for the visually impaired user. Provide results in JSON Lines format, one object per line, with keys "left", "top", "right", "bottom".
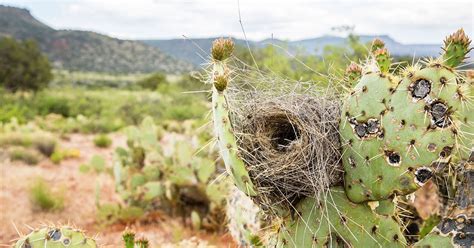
{"left": 0, "top": 132, "right": 56, "bottom": 156}
{"left": 79, "top": 155, "right": 107, "bottom": 173}
{"left": 1, "top": 86, "right": 208, "bottom": 133}
{"left": 137, "top": 73, "right": 168, "bottom": 90}
{"left": 9, "top": 147, "right": 42, "bottom": 165}
{"left": 29, "top": 177, "right": 65, "bottom": 211}
{"left": 50, "top": 148, "right": 81, "bottom": 164}
{"left": 93, "top": 134, "right": 112, "bottom": 148}
{"left": 233, "top": 34, "right": 367, "bottom": 84}
{"left": 0, "top": 37, "right": 52, "bottom": 92}
{"left": 112, "top": 117, "right": 229, "bottom": 231}
{"left": 89, "top": 155, "right": 106, "bottom": 173}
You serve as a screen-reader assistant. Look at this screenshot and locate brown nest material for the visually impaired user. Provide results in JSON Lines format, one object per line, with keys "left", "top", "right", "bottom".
{"left": 226, "top": 74, "right": 344, "bottom": 211}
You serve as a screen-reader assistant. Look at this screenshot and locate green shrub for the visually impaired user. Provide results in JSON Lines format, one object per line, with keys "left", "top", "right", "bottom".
{"left": 50, "top": 151, "right": 64, "bottom": 164}
{"left": 93, "top": 134, "right": 112, "bottom": 148}
{"left": 0, "top": 37, "right": 52, "bottom": 92}
{"left": 35, "top": 94, "right": 71, "bottom": 117}
{"left": 137, "top": 73, "right": 167, "bottom": 90}
{"left": 29, "top": 177, "right": 65, "bottom": 211}
{"left": 9, "top": 147, "right": 42, "bottom": 165}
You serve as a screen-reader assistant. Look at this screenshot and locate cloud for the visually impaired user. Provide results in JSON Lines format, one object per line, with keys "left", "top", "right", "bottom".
{"left": 1, "top": 0, "right": 472, "bottom": 43}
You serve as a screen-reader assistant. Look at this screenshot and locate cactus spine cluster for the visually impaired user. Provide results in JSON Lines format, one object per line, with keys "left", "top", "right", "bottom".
{"left": 211, "top": 29, "right": 473, "bottom": 247}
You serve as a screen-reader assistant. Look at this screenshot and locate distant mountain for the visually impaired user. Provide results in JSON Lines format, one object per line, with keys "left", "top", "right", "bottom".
{"left": 143, "top": 35, "right": 443, "bottom": 66}
{"left": 142, "top": 38, "right": 252, "bottom": 66}
{"left": 0, "top": 5, "right": 193, "bottom": 73}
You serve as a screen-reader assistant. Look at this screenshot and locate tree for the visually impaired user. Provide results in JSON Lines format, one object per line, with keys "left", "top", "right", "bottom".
{"left": 137, "top": 72, "right": 168, "bottom": 90}
{"left": 0, "top": 37, "right": 52, "bottom": 92}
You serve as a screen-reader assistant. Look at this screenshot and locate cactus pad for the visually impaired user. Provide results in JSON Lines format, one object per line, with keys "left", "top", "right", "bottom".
{"left": 341, "top": 29, "right": 473, "bottom": 203}
{"left": 275, "top": 187, "right": 406, "bottom": 247}
{"left": 14, "top": 226, "right": 97, "bottom": 248}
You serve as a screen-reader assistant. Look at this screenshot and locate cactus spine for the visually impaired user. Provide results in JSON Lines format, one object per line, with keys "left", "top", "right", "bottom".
{"left": 210, "top": 38, "right": 257, "bottom": 196}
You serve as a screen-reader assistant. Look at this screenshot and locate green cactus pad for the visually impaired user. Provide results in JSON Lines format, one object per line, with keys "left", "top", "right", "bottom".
{"left": 211, "top": 41, "right": 258, "bottom": 196}
{"left": 14, "top": 226, "right": 97, "bottom": 248}
{"left": 275, "top": 187, "right": 406, "bottom": 247}
{"left": 341, "top": 33, "right": 473, "bottom": 203}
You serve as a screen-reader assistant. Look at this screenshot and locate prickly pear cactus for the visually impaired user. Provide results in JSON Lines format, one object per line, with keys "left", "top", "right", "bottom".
{"left": 275, "top": 187, "right": 406, "bottom": 248}
{"left": 340, "top": 29, "right": 473, "bottom": 203}
{"left": 209, "top": 38, "right": 410, "bottom": 247}
{"left": 14, "top": 226, "right": 97, "bottom": 248}
{"left": 122, "top": 231, "right": 150, "bottom": 248}
{"left": 112, "top": 116, "right": 230, "bottom": 231}
{"left": 210, "top": 38, "right": 258, "bottom": 197}
{"left": 415, "top": 214, "right": 473, "bottom": 248}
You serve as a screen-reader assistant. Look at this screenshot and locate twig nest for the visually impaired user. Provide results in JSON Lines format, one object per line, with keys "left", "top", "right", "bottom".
{"left": 228, "top": 86, "right": 343, "bottom": 210}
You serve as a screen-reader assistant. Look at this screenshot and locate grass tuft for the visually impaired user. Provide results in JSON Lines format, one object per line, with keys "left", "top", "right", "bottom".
{"left": 93, "top": 134, "right": 112, "bottom": 148}
{"left": 29, "top": 177, "right": 65, "bottom": 211}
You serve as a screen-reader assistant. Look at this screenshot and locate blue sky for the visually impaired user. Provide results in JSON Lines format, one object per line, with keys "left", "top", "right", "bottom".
{"left": 1, "top": 0, "right": 472, "bottom": 44}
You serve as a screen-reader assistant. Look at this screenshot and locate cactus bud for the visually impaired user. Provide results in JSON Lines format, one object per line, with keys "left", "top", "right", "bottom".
{"left": 442, "top": 28, "right": 472, "bottom": 68}
{"left": 135, "top": 238, "right": 149, "bottom": 248}
{"left": 211, "top": 38, "right": 234, "bottom": 61}
{"left": 213, "top": 73, "right": 229, "bottom": 91}
{"left": 345, "top": 62, "right": 362, "bottom": 87}
{"left": 122, "top": 231, "right": 136, "bottom": 248}
{"left": 373, "top": 48, "right": 391, "bottom": 73}
{"left": 371, "top": 38, "right": 385, "bottom": 53}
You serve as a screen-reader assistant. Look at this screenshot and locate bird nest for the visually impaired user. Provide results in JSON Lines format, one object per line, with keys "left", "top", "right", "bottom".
{"left": 225, "top": 69, "right": 344, "bottom": 212}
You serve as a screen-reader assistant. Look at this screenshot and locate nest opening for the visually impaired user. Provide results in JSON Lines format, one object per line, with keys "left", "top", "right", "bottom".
{"left": 262, "top": 113, "right": 300, "bottom": 152}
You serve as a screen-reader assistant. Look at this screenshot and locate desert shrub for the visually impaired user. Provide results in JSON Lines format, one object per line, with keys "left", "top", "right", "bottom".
{"left": 0, "top": 132, "right": 57, "bottom": 157}
{"left": 94, "top": 134, "right": 112, "bottom": 148}
{"left": 29, "top": 177, "right": 65, "bottom": 211}
{"left": 33, "top": 138, "right": 57, "bottom": 157}
{"left": 50, "top": 151, "right": 63, "bottom": 164}
{"left": 0, "top": 37, "right": 52, "bottom": 92}
{"left": 0, "top": 132, "right": 32, "bottom": 147}
{"left": 50, "top": 148, "right": 81, "bottom": 164}
{"left": 9, "top": 147, "right": 42, "bottom": 165}
{"left": 137, "top": 73, "right": 167, "bottom": 90}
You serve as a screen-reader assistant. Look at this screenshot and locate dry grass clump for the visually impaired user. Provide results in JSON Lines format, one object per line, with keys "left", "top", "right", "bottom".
{"left": 224, "top": 64, "right": 344, "bottom": 211}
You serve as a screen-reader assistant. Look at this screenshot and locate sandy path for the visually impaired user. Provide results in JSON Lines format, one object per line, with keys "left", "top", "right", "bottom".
{"left": 0, "top": 133, "right": 235, "bottom": 247}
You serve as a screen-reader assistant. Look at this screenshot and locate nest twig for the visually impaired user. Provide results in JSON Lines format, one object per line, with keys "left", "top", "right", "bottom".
{"left": 225, "top": 64, "right": 344, "bottom": 212}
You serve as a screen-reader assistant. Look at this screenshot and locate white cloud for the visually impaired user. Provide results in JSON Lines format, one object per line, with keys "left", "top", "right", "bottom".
{"left": 1, "top": 0, "right": 472, "bottom": 43}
